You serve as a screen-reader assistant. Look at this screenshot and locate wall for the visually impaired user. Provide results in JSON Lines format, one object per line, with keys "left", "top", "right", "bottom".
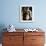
{"left": 0, "top": 0, "right": 46, "bottom": 29}
{"left": 0, "top": 0, "right": 46, "bottom": 44}
{"left": 0, "top": 0, "right": 41, "bottom": 29}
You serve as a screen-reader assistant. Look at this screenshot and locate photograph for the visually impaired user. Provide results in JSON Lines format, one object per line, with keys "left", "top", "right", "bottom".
{"left": 20, "top": 5, "right": 34, "bottom": 22}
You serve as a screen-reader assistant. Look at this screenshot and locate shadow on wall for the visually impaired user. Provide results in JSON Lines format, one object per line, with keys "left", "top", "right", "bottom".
{"left": 0, "top": 24, "right": 7, "bottom": 43}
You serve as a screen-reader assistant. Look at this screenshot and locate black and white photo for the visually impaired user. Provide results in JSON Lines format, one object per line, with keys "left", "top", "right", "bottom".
{"left": 20, "top": 5, "right": 34, "bottom": 22}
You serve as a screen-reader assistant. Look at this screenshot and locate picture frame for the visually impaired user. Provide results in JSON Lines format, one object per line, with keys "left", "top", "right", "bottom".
{"left": 20, "top": 5, "right": 34, "bottom": 22}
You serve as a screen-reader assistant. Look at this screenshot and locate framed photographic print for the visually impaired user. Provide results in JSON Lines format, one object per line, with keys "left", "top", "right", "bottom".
{"left": 20, "top": 5, "right": 34, "bottom": 22}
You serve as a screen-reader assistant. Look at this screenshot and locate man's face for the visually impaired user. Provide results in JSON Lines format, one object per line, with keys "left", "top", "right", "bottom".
{"left": 24, "top": 7, "right": 27, "bottom": 12}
